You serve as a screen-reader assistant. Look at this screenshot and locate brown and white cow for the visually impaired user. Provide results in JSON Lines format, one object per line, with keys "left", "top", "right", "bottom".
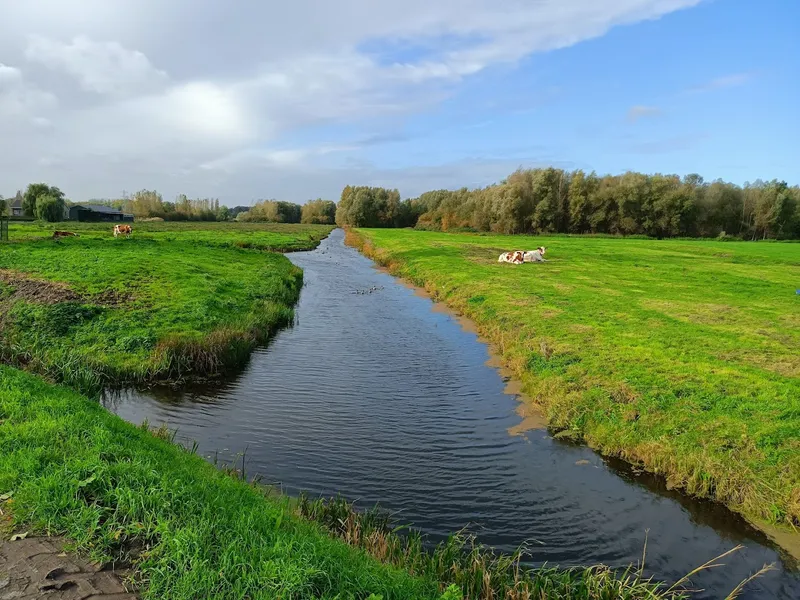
{"left": 114, "top": 224, "right": 132, "bottom": 238}
{"left": 498, "top": 247, "right": 547, "bottom": 265}
{"left": 498, "top": 250, "right": 526, "bottom": 264}
{"left": 52, "top": 231, "right": 79, "bottom": 239}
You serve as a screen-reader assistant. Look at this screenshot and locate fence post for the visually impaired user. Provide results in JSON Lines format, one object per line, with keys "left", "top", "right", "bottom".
{"left": 0, "top": 217, "right": 8, "bottom": 241}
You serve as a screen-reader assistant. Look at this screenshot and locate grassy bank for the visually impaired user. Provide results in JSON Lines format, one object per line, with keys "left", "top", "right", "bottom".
{"left": 0, "top": 223, "right": 332, "bottom": 390}
{"left": 348, "top": 229, "right": 800, "bottom": 533}
{"left": 1, "top": 365, "right": 721, "bottom": 599}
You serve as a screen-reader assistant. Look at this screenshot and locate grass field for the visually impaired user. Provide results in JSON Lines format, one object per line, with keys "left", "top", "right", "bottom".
{"left": 9, "top": 221, "right": 333, "bottom": 252}
{"left": 0, "top": 223, "right": 332, "bottom": 390}
{"left": 0, "top": 365, "right": 715, "bottom": 599}
{"left": 349, "top": 229, "right": 800, "bottom": 533}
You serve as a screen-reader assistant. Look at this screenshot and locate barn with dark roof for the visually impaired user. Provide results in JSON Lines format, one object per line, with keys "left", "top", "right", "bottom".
{"left": 68, "top": 204, "right": 134, "bottom": 222}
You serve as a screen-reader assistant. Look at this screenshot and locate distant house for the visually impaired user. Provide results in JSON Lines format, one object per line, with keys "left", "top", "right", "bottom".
{"left": 9, "top": 196, "right": 23, "bottom": 217}
{"left": 69, "top": 204, "right": 134, "bottom": 222}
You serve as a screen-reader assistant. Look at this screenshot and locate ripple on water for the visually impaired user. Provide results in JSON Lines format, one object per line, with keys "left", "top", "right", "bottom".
{"left": 105, "top": 229, "right": 800, "bottom": 599}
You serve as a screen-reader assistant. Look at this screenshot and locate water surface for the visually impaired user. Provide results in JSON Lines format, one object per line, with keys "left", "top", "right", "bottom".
{"left": 106, "top": 229, "right": 799, "bottom": 599}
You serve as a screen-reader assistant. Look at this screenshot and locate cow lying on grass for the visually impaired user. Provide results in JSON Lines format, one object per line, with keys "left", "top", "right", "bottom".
{"left": 498, "top": 247, "right": 547, "bottom": 264}
{"left": 52, "top": 231, "right": 79, "bottom": 239}
{"left": 114, "top": 224, "right": 132, "bottom": 238}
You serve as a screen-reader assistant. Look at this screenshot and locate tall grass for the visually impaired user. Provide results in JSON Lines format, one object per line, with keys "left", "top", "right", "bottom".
{"left": 298, "top": 494, "right": 772, "bottom": 600}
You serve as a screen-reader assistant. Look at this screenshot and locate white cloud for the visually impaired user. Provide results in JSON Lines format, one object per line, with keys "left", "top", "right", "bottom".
{"left": 685, "top": 72, "right": 755, "bottom": 94}
{"left": 25, "top": 35, "right": 168, "bottom": 95}
{"left": 626, "top": 105, "right": 662, "bottom": 122}
{"left": 0, "top": 0, "right": 705, "bottom": 201}
{"left": 0, "top": 62, "right": 57, "bottom": 122}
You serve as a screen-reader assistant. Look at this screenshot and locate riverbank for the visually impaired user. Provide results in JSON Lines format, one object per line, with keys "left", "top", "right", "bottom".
{"left": 0, "top": 223, "right": 332, "bottom": 391}
{"left": 1, "top": 365, "right": 702, "bottom": 599}
{"left": 347, "top": 229, "right": 800, "bottom": 541}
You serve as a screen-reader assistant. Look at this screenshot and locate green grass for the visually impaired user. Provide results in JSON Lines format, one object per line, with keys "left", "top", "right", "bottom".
{"left": 349, "top": 229, "right": 800, "bottom": 534}
{"left": 8, "top": 221, "right": 333, "bottom": 252}
{"left": 0, "top": 223, "right": 332, "bottom": 390}
{"left": 0, "top": 366, "right": 707, "bottom": 599}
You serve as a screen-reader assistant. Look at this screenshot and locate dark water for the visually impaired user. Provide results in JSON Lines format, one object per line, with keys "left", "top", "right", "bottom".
{"left": 105, "top": 229, "right": 799, "bottom": 599}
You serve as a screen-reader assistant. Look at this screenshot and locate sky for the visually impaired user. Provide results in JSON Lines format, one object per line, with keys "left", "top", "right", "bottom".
{"left": 0, "top": 0, "right": 797, "bottom": 205}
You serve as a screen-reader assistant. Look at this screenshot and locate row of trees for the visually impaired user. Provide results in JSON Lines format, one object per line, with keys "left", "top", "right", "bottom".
{"left": 1, "top": 185, "right": 340, "bottom": 225}
{"left": 7, "top": 170, "right": 798, "bottom": 238}
{"left": 335, "top": 170, "right": 800, "bottom": 240}
{"left": 115, "top": 190, "right": 226, "bottom": 221}
{"left": 335, "top": 186, "right": 416, "bottom": 228}
{"left": 236, "top": 198, "right": 336, "bottom": 224}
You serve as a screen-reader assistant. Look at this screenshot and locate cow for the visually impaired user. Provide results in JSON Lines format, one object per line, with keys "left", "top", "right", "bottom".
{"left": 52, "top": 231, "right": 79, "bottom": 239}
{"left": 523, "top": 247, "right": 547, "bottom": 262}
{"left": 114, "top": 224, "right": 132, "bottom": 238}
{"left": 498, "top": 247, "right": 547, "bottom": 265}
{"left": 498, "top": 250, "right": 526, "bottom": 265}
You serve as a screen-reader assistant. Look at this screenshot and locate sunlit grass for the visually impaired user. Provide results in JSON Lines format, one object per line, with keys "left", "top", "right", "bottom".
{"left": 0, "top": 223, "right": 332, "bottom": 390}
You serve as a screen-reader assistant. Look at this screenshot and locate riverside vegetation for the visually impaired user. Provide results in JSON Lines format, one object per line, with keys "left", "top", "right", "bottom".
{"left": 347, "top": 229, "right": 800, "bottom": 538}
{"left": 0, "top": 221, "right": 770, "bottom": 598}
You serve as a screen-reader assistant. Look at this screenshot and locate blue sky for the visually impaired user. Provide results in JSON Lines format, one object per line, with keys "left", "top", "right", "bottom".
{"left": 1, "top": 0, "right": 797, "bottom": 202}
{"left": 282, "top": 0, "right": 798, "bottom": 190}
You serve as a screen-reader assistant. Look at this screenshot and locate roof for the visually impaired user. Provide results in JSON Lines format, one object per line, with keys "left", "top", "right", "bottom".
{"left": 72, "top": 204, "right": 124, "bottom": 215}
{"left": 10, "top": 197, "right": 22, "bottom": 208}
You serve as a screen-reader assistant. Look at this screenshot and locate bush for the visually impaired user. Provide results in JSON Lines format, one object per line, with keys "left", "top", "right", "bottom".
{"left": 35, "top": 194, "right": 65, "bottom": 222}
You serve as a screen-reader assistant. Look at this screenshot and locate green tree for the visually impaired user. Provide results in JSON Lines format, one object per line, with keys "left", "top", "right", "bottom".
{"left": 0, "top": 195, "right": 6, "bottom": 217}
{"left": 301, "top": 199, "right": 337, "bottom": 224}
{"left": 23, "top": 183, "right": 65, "bottom": 217}
{"left": 216, "top": 205, "right": 231, "bottom": 221}
{"left": 35, "top": 194, "right": 66, "bottom": 222}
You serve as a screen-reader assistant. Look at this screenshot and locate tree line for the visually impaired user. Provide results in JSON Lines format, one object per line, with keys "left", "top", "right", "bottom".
{"left": 335, "top": 169, "right": 800, "bottom": 240}
{"left": 236, "top": 198, "right": 336, "bottom": 224}
{"left": 0, "top": 184, "right": 338, "bottom": 225}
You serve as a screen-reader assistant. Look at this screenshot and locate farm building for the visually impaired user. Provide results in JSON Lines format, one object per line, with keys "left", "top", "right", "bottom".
{"left": 69, "top": 204, "right": 134, "bottom": 222}
{"left": 9, "top": 196, "right": 23, "bottom": 217}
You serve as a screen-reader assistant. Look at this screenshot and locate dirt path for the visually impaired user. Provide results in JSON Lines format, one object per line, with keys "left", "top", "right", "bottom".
{"left": 0, "top": 536, "right": 137, "bottom": 600}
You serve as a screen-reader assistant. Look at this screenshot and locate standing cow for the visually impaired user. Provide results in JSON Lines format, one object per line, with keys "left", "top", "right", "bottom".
{"left": 114, "top": 224, "right": 132, "bottom": 238}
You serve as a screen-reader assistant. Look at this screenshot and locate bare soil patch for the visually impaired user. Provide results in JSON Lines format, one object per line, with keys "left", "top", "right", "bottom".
{"left": 0, "top": 535, "right": 137, "bottom": 599}
{"left": 0, "top": 270, "right": 132, "bottom": 308}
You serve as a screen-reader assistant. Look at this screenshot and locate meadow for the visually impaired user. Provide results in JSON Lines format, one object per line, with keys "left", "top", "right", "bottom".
{"left": 349, "top": 229, "right": 800, "bottom": 534}
{"left": 0, "top": 222, "right": 332, "bottom": 390}
{"left": 9, "top": 220, "right": 333, "bottom": 251}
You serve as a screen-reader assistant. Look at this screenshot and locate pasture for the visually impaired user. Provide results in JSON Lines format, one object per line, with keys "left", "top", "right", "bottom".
{"left": 350, "top": 229, "right": 800, "bottom": 532}
{"left": 0, "top": 222, "right": 332, "bottom": 390}
{"left": 8, "top": 220, "right": 333, "bottom": 251}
